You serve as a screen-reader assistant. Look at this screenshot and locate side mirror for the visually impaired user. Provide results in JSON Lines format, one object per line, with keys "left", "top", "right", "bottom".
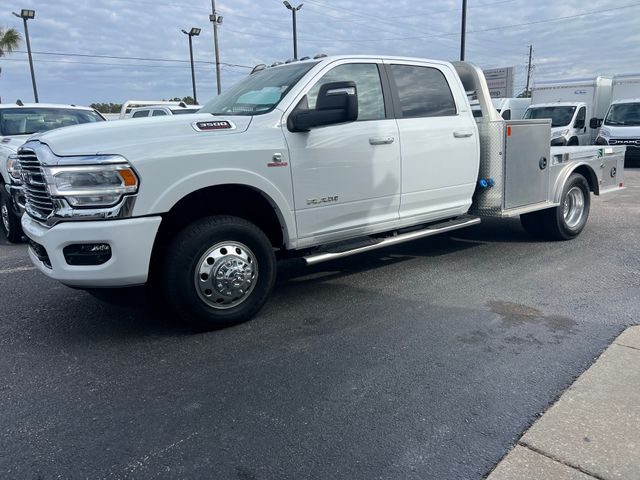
{"left": 589, "top": 117, "right": 602, "bottom": 129}
{"left": 574, "top": 119, "right": 585, "bottom": 130}
{"left": 288, "top": 81, "right": 358, "bottom": 132}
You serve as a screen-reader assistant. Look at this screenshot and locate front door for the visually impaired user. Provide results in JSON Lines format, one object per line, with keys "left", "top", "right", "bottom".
{"left": 283, "top": 61, "right": 401, "bottom": 244}
{"left": 574, "top": 106, "right": 589, "bottom": 145}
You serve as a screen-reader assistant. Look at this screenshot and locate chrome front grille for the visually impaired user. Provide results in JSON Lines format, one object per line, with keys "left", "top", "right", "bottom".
{"left": 18, "top": 148, "right": 55, "bottom": 221}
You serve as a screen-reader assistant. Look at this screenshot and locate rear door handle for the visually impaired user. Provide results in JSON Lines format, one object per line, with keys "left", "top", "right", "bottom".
{"left": 453, "top": 131, "right": 474, "bottom": 138}
{"left": 369, "top": 136, "right": 395, "bottom": 145}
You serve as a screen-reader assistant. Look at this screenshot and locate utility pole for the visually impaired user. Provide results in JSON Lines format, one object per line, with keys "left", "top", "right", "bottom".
{"left": 525, "top": 44, "right": 534, "bottom": 97}
{"left": 460, "top": 0, "right": 467, "bottom": 61}
{"left": 210, "top": 0, "right": 223, "bottom": 95}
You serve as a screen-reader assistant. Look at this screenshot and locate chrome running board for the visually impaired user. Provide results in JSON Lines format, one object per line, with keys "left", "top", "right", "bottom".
{"left": 303, "top": 216, "right": 481, "bottom": 266}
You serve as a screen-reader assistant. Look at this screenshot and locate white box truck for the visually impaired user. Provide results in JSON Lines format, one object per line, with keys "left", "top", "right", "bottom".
{"left": 594, "top": 74, "right": 640, "bottom": 166}
{"left": 527, "top": 77, "right": 613, "bottom": 146}
{"left": 16, "top": 56, "right": 626, "bottom": 329}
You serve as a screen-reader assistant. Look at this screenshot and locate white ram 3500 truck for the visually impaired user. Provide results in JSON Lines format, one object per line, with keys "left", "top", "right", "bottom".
{"left": 17, "top": 56, "right": 626, "bottom": 329}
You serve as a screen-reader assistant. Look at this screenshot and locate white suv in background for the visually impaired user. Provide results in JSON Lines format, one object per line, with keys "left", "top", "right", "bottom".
{"left": 0, "top": 103, "right": 105, "bottom": 242}
{"left": 129, "top": 105, "right": 201, "bottom": 118}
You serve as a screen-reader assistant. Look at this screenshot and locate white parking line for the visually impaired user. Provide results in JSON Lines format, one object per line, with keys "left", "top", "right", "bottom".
{"left": 0, "top": 266, "right": 36, "bottom": 274}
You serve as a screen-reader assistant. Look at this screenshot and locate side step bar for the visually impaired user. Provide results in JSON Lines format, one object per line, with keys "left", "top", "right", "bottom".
{"left": 303, "top": 216, "right": 481, "bottom": 266}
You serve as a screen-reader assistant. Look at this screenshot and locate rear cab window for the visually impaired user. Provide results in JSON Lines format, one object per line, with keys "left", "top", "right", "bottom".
{"left": 388, "top": 64, "right": 457, "bottom": 118}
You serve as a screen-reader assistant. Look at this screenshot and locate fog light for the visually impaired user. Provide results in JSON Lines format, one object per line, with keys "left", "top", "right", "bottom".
{"left": 63, "top": 243, "right": 112, "bottom": 266}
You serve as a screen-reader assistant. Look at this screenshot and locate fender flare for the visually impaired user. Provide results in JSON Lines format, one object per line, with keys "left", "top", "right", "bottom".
{"left": 149, "top": 168, "right": 298, "bottom": 248}
{"left": 552, "top": 162, "right": 599, "bottom": 203}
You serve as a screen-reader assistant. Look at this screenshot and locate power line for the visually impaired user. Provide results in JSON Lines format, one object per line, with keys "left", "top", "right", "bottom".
{"left": 13, "top": 49, "right": 252, "bottom": 69}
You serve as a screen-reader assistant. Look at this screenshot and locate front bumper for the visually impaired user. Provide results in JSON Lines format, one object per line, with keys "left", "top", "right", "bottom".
{"left": 21, "top": 215, "right": 162, "bottom": 288}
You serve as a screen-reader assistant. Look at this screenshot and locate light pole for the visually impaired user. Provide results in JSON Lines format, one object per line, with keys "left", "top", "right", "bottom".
{"left": 181, "top": 27, "right": 201, "bottom": 104}
{"left": 459, "top": 0, "right": 467, "bottom": 61}
{"left": 12, "top": 9, "right": 38, "bottom": 102}
{"left": 283, "top": 1, "right": 303, "bottom": 60}
{"left": 209, "top": 0, "right": 223, "bottom": 95}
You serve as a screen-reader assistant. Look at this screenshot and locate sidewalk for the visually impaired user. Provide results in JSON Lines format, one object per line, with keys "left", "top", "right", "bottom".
{"left": 487, "top": 326, "right": 640, "bottom": 480}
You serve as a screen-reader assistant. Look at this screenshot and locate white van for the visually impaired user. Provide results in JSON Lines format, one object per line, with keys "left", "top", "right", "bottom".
{"left": 524, "top": 102, "right": 588, "bottom": 146}
{"left": 594, "top": 74, "right": 640, "bottom": 165}
{"left": 530, "top": 77, "right": 613, "bottom": 144}
{"left": 492, "top": 98, "right": 530, "bottom": 120}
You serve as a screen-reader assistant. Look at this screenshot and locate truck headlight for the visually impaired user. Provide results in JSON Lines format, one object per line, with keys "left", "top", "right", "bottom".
{"left": 551, "top": 129, "right": 569, "bottom": 139}
{"left": 599, "top": 127, "right": 611, "bottom": 138}
{"left": 43, "top": 163, "right": 139, "bottom": 208}
{"left": 6, "top": 155, "right": 22, "bottom": 181}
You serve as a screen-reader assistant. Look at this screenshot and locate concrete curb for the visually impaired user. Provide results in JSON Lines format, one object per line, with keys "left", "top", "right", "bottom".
{"left": 486, "top": 326, "right": 640, "bottom": 480}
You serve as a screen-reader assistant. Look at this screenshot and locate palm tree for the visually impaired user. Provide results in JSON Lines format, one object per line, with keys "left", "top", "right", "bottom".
{"left": 0, "top": 26, "right": 21, "bottom": 57}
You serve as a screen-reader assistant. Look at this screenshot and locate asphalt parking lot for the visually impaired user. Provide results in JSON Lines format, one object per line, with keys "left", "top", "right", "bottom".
{"left": 1, "top": 170, "right": 638, "bottom": 480}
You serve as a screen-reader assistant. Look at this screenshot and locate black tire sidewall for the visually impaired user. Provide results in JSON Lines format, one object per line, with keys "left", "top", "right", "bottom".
{"left": 554, "top": 173, "right": 590, "bottom": 238}
{"left": 163, "top": 216, "right": 276, "bottom": 329}
{"left": 0, "top": 188, "right": 22, "bottom": 243}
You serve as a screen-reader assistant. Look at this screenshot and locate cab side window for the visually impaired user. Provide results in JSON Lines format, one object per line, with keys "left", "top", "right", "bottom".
{"left": 132, "top": 110, "right": 149, "bottom": 118}
{"left": 304, "top": 63, "right": 386, "bottom": 121}
{"left": 152, "top": 110, "right": 168, "bottom": 117}
{"left": 389, "top": 65, "right": 457, "bottom": 118}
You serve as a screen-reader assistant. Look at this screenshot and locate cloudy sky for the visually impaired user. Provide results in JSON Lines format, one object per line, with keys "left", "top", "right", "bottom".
{"left": 0, "top": 0, "right": 638, "bottom": 105}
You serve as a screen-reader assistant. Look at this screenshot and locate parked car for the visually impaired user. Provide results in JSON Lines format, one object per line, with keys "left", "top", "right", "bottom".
{"left": 0, "top": 103, "right": 105, "bottom": 242}
{"left": 17, "top": 56, "right": 625, "bottom": 329}
{"left": 118, "top": 100, "right": 193, "bottom": 119}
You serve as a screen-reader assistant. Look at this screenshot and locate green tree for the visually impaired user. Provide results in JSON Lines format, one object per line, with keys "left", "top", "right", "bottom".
{"left": 0, "top": 26, "right": 21, "bottom": 57}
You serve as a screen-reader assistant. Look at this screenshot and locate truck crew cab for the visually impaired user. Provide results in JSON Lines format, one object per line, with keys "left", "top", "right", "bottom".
{"left": 17, "top": 56, "right": 626, "bottom": 329}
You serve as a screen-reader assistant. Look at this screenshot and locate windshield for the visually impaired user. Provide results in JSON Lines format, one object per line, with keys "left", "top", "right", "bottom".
{"left": 604, "top": 103, "right": 640, "bottom": 126}
{"left": 200, "top": 62, "right": 319, "bottom": 116}
{"left": 524, "top": 106, "right": 576, "bottom": 127}
{"left": 0, "top": 108, "right": 104, "bottom": 136}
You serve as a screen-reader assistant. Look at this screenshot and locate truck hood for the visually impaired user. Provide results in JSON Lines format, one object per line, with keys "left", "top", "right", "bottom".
{"left": 600, "top": 125, "right": 640, "bottom": 139}
{"left": 31, "top": 114, "right": 252, "bottom": 157}
{"left": 0, "top": 135, "right": 31, "bottom": 152}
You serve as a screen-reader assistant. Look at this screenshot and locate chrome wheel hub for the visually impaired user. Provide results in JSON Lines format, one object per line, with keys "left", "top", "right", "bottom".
{"left": 1, "top": 200, "right": 10, "bottom": 233}
{"left": 195, "top": 241, "right": 258, "bottom": 309}
{"left": 563, "top": 186, "right": 585, "bottom": 229}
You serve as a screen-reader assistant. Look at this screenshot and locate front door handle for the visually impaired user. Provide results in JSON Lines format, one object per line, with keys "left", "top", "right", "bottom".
{"left": 369, "top": 136, "right": 395, "bottom": 145}
{"left": 454, "top": 131, "right": 474, "bottom": 138}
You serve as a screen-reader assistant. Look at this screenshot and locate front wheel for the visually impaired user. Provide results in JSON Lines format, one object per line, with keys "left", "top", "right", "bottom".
{"left": 162, "top": 216, "right": 276, "bottom": 329}
{"left": 0, "top": 188, "right": 23, "bottom": 243}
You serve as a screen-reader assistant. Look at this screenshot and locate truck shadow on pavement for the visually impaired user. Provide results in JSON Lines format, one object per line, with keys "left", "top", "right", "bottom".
{"left": 57, "top": 217, "right": 534, "bottom": 338}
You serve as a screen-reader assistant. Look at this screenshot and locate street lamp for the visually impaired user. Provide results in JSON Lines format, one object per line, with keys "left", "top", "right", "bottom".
{"left": 210, "top": 0, "right": 224, "bottom": 95}
{"left": 181, "top": 27, "right": 201, "bottom": 105}
{"left": 283, "top": 1, "right": 303, "bottom": 60}
{"left": 12, "top": 9, "right": 38, "bottom": 103}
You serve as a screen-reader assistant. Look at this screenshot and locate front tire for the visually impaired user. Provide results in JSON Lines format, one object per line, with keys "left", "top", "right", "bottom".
{"left": 162, "top": 216, "right": 276, "bottom": 329}
{"left": 0, "top": 188, "right": 23, "bottom": 243}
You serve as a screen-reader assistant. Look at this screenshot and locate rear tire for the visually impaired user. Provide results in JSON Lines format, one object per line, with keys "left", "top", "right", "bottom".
{"left": 162, "top": 215, "right": 276, "bottom": 330}
{"left": 520, "top": 210, "right": 547, "bottom": 238}
{"left": 0, "top": 188, "right": 23, "bottom": 243}
{"left": 540, "top": 173, "right": 591, "bottom": 240}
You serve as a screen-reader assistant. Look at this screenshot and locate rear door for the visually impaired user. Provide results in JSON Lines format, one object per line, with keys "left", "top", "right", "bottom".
{"left": 385, "top": 61, "right": 479, "bottom": 222}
